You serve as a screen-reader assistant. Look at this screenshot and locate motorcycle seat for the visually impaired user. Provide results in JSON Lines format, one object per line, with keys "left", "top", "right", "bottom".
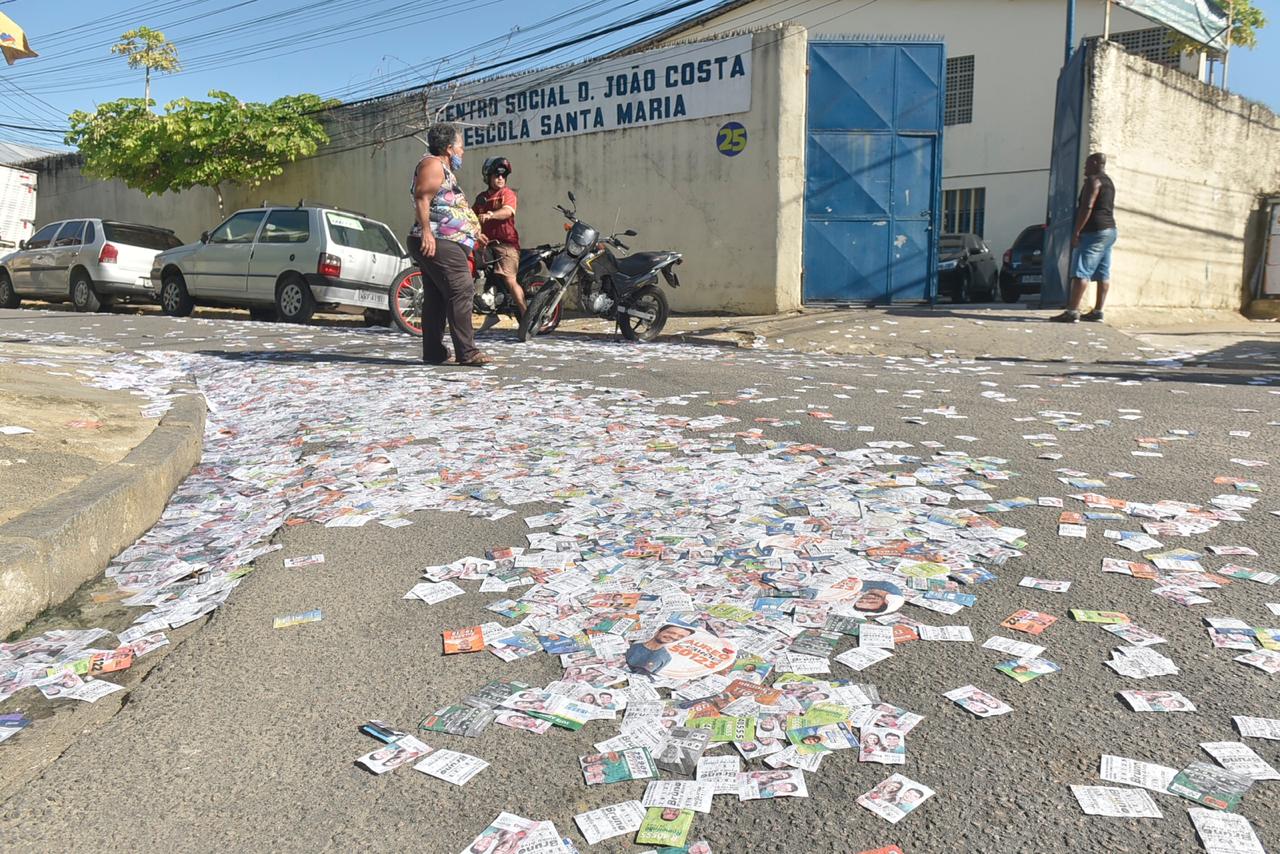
{"left": 614, "top": 251, "right": 677, "bottom": 278}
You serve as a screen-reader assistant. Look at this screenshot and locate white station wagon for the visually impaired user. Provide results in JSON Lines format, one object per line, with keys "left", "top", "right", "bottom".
{"left": 150, "top": 204, "right": 411, "bottom": 324}
{"left": 0, "top": 218, "right": 183, "bottom": 312}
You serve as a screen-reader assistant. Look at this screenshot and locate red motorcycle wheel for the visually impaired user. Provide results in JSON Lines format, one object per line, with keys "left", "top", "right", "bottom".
{"left": 526, "top": 280, "right": 562, "bottom": 334}
{"left": 390, "top": 268, "right": 423, "bottom": 336}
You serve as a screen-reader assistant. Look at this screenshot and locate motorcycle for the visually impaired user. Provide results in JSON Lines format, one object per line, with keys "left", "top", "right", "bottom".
{"left": 517, "top": 192, "right": 682, "bottom": 344}
{"left": 389, "top": 242, "right": 559, "bottom": 337}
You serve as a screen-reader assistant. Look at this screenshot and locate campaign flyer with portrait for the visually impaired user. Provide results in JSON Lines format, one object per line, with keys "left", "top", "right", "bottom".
{"left": 624, "top": 622, "right": 737, "bottom": 681}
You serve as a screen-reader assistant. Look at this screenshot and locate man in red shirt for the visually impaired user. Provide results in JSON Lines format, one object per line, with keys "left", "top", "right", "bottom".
{"left": 473, "top": 157, "right": 524, "bottom": 317}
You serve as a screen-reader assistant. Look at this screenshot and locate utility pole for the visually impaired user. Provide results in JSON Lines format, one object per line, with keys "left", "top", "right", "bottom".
{"left": 1065, "top": 0, "right": 1077, "bottom": 63}
{"left": 1223, "top": 0, "right": 1234, "bottom": 89}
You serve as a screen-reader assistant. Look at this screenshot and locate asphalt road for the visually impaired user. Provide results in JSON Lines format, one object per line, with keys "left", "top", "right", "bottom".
{"left": 1, "top": 307, "right": 1279, "bottom": 854}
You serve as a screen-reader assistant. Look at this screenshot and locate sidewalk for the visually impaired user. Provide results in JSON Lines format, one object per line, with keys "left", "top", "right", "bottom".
{"left": 549, "top": 303, "right": 1278, "bottom": 365}
{"left": 0, "top": 344, "right": 159, "bottom": 525}
{"left": 0, "top": 342, "right": 206, "bottom": 636}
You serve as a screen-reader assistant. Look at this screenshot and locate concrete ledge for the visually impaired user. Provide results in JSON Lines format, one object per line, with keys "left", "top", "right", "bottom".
{"left": 0, "top": 393, "right": 206, "bottom": 636}
{"left": 1247, "top": 299, "right": 1280, "bottom": 320}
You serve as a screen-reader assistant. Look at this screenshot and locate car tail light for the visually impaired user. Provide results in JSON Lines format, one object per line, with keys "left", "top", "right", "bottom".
{"left": 99, "top": 243, "right": 118, "bottom": 264}
{"left": 318, "top": 252, "right": 341, "bottom": 278}
{"left": 1002, "top": 249, "right": 1012, "bottom": 266}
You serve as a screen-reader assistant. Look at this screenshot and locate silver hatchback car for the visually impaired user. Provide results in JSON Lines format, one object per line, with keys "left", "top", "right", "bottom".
{"left": 0, "top": 218, "right": 183, "bottom": 312}
{"left": 151, "top": 203, "right": 411, "bottom": 324}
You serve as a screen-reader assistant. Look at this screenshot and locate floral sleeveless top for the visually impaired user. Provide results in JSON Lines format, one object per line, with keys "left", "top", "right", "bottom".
{"left": 410, "top": 156, "right": 480, "bottom": 252}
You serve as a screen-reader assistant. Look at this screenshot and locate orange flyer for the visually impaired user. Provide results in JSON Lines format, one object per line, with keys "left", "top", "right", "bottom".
{"left": 442, "top": 626, "right": 485, "bottom": 654}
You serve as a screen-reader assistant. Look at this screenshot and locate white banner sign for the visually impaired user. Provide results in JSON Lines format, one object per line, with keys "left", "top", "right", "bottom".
{"left": 444, "top": 34, "right": 753, "bottom": 148}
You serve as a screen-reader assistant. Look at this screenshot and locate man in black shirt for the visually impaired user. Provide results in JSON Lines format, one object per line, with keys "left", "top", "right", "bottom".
{"left": 1051, "top": 152, "right": 1117, "bottom": 323}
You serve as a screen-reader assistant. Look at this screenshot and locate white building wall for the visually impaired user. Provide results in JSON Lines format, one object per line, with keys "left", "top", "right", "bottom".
{"left": 664, "top": 0, "right": 1156, "bottom": 262}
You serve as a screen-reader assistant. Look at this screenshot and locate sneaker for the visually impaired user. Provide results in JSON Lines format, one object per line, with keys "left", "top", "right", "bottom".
{"left": 1081, "top": 309, "right": 1105, "bottom": 322}
{"left": 1049, "top": 311, "right": 1079, "bottom": 323}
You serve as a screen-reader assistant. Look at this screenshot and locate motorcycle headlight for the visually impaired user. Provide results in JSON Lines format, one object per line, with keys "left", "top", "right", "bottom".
{"left": 565, "top": 223, "right": 596, "bottom": 258}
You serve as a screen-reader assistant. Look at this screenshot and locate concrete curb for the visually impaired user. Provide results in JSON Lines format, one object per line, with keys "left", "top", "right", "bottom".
{"left": 0, "top": 393, "right": 206, "bottom": 637}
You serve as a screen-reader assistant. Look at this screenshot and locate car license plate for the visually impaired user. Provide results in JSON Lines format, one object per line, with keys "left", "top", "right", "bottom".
{"left": 1021, "top": 275, "right": 1043, "bottom": 284}
{"left": 353, "top": 288, "right": 386, "bottom": 306}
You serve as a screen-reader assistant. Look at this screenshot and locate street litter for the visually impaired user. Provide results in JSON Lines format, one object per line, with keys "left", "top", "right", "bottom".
{"left": 1070, "top": 785, "right": 1163, "bottom": 818}
{"left": 1119, "top": 690, "right": 1196, "bottom": 712}
{"left": 943, "top": 685, "right": 1013, "bottom": 717}
{"left": 1169, "top": 761, "right": 1253, "bottom": 812}
{"left": 273, "top": 610, "right": 322, "bottom": 629}
{"left": 4, "top": 323, "right": 1278, "bottom": 851}
{"left": 857, "top": 773, "right": 935, "bottom": 823}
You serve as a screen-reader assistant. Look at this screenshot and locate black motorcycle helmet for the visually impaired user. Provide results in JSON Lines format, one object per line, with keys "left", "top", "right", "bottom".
{"left": 482, "top": 156, "right": 512, "bottom": 180}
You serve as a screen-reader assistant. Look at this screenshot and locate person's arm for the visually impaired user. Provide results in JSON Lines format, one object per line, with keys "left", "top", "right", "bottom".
{"left": 1072, "top": 177, "right": 1100, "bottom": 247}
{"left": 478, "top": 189, "right": 517, "bottom": 224}
{"left": 413, "top": 158, "right": 444, "bottom": 257}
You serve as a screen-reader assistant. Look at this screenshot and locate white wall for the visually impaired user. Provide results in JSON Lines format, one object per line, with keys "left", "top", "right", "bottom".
{"left": 1087, "top": 42, "right": 1280, "bottom": 310}
{"left": 666, "top": 0, "right": 1155, "bottom": 260}
{"left": 34, "top": 154, "right": 220, "bottom": 244}
{"left": 31, "top": 26, "right": 808, "bottom": 315}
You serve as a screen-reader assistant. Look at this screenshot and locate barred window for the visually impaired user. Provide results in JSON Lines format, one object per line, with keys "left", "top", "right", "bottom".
{"left": 1111, "top": 27, "right": 1179, "bottom": 68}
{"left": 945, "top": 55, "right": 974, "bottom": 126}
{"left": 942, "top": 187, "right": 986, "bottom": 237}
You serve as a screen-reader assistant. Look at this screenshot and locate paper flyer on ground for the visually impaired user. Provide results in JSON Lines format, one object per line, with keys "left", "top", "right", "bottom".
{"left": 573, "top": 800, "right": 646, "bottom": 845}
{"left": 1070, "top": 785, "right": 1163, "bottom": 818}
{"left": 856, "top": 774, "right": 936, "bottom": 823}
{"left": 1099, "top": 755, "right": 1177, "bottom": 794}
{"left": 634, "top": 807, "right": 693, "bottom": 848}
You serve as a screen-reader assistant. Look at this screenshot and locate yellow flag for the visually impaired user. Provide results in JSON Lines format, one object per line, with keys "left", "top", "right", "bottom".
{"left": 0, "top": 12, "right": 39, "bottom": 65}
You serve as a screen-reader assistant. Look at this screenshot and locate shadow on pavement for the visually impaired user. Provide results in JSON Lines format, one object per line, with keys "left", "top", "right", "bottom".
{"left": 193, "top": 349, "right": 422, "bottom": 367}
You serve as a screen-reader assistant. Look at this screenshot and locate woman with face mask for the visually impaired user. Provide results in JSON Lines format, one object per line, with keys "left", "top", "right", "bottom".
{"left": 408, "top": 122, "right": 489, "bottom": 367}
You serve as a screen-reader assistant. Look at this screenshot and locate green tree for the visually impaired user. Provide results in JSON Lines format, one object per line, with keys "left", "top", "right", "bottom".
{"left": 111, "top": 26, "right": 181, "bottom": 105}
{"left": 66, "top": 91, "right": 335, "bottom": 215}
{"left": 1170, "top": 0, "right": 1267, "bottom": 53}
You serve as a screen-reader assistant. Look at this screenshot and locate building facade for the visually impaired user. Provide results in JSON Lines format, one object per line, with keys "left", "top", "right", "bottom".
{"left": 649, "top": 0, "right": 1203, "bottom": 261}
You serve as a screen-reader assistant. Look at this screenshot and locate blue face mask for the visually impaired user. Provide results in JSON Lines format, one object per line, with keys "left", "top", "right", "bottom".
{"left": 449, "top": 153, "right": 463, "bottom": 171}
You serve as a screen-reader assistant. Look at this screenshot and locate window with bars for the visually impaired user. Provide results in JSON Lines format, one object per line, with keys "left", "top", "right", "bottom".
{"left": 945, "top": 55, "right": 974, "bottom": 126}
{"left": 942, "top": 188, "right": 986, "bottom": 237}
{"left": 1111, "top": 27, "right": 1179, "bottom": 68}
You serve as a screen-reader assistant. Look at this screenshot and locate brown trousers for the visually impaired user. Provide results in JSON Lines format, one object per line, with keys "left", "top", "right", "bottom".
{"left": 408, "top": 235, "right": 477, "bottom": 363}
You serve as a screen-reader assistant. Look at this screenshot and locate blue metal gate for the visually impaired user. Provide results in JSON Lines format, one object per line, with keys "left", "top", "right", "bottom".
{"left": 1043, "top": 41, "right": 1091, "bottom": 307}
{"left": 803, "top": 39, "right": 945, "bottom": 304}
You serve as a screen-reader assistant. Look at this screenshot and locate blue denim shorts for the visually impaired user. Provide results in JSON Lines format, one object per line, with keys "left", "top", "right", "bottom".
{"left": 1071, "top": 228, "right": 1117, "bottom": 281}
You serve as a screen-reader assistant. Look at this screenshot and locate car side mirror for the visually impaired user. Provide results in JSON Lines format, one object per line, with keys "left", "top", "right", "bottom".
{"left": 200, "top": 231, "right": 209, "bottom": 244}
{"left": 624, "top": 229, "right": 637, "bottom": 236}
{"left": 17, "top": 240, "right": 26, "bottom": 250}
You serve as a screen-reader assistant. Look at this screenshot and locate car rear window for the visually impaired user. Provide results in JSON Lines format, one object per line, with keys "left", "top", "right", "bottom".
{"left": 324, "top": 212, "right": 401, "bottom": 257}
{"left": 103, "top": 224, "right": 184, "bottom": 251}
{"left": 1013, "top": 227, "right": 1045, "bottom": 251}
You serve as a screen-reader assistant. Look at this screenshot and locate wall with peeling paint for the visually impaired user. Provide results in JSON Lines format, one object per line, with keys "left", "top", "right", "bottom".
{"left": 28, "top": 25, "right": 805, "bottom": 315}
{"left": 662, "top": 0, "right": 1179, "bottom": 265}
{"left": 1086, "top": 42, "right": 1280, "bottom": 310}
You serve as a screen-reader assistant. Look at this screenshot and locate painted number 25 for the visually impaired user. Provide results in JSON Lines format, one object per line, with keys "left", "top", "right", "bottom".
{"left": 717, "top": 122, "right": 747, "bottom": 157}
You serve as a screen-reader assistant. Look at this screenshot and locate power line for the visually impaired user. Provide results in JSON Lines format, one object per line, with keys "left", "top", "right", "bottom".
{"left": 0, "top": 121, "right": 67, "bottom": 134}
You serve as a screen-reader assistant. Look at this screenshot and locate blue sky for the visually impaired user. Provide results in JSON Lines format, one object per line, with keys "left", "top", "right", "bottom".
{"left": 0, "top": 0, "right": 1276, "bottom": 151}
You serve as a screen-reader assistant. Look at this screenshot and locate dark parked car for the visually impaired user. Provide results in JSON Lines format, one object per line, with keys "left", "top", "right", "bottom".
{"left": 999, "top": 224, "right": 1045, "bottom": 303}
{"left": 937, "top": 233, "right": 998, "bottom": 303}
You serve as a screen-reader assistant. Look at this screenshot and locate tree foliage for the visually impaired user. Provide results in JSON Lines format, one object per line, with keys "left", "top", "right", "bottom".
{"left": 111, "top": 26, "right": 180, "bottom": 102}
{"left": 1170, "top": 0, "right": 1267, "bottom": 53}
{"left": 111, "top": 26, "right": 181, "bottom": 73}
{"left": 66, "top": 92, "right": 335, "bottom": 215}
